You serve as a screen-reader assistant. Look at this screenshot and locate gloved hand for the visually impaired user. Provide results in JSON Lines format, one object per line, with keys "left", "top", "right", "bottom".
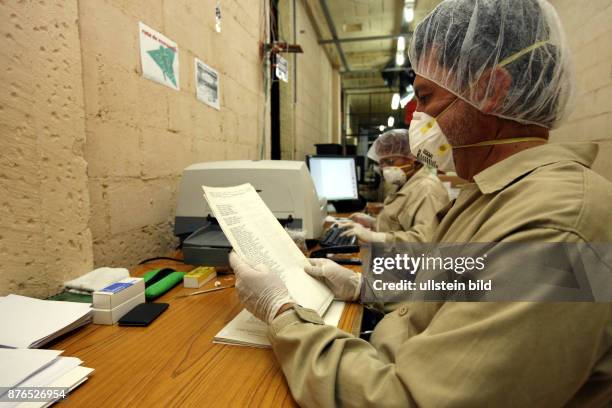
{"left": 349, "top": 212, "right": 376, "bottom": 228}
{"left": 304, "top": 258, "right": 362, "bottom": 301}
{"left": 337, "top": 221, "right": 386, "bottom": 243}
{"left": 229, "top": 251, "right": 294, "bottom": 323}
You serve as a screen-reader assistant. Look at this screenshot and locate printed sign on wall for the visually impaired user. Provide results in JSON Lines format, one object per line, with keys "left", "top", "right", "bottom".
{"left": 139, "top": 22, "right": 180, "bottom": 90}
{"left": 275, "top": 54, "right": 289, "bottom": 83}
{"left": 195, "top": 58, "right": 220, "bottom": 110}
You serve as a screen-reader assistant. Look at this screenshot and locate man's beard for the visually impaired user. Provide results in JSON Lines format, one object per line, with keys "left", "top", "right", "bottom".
{"left": 440, "top": 100, "right": 481, "bottom": 147}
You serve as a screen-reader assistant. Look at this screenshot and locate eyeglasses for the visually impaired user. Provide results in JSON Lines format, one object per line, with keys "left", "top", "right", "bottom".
{"left": 379, "top": 156, "right": 414, "bottom": 169}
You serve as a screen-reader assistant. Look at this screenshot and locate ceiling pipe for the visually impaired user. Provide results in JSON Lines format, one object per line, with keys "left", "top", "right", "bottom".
{"left": 343, "top": 86, "right": 394, "bottom": 92}
{"left": 344, "top": 90, "right": 396, "bottom": 96}
{"left": 341, "top": 67, "right": 409, "bottom": 75}
{"left": 300, "top": 0, "right": 335, "bottom": 67}
{"left": 319, "top": 33, "right": 410, "bottom": 45}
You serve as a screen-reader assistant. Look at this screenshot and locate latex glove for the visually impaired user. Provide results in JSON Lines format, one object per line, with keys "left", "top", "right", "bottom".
{"left": 349, "top": 212, "right": 376, "bottom": 228}
{"left": 304, "top": 258, "right": 362, "bottom": 301}
{"left": 229, "top": 251, "right": 294, "bottom": 323}
{"left": 338, "top": 222, "right": 386, "bottom": 243}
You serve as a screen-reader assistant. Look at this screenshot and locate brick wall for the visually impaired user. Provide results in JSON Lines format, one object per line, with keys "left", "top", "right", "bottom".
{"left": 550, "top": 0, "right": 612, "bottom": 180}
{"left": 81, "top": 0, "right": 267, "bottom": 267}
{"left": 1, "top": 0, "right": 340, "bottom": 296}
{"left": 0, "top": 0, "right": 93, "bottom": 297}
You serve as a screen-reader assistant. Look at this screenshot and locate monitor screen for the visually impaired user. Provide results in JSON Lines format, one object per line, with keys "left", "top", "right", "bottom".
{"left": 308, "top": 156, "right": 358, "bottom": 201}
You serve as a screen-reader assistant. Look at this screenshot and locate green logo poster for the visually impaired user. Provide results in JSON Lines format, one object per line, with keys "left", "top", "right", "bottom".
{"left": 139, "top": 22, "right": 180, "bottom": 90}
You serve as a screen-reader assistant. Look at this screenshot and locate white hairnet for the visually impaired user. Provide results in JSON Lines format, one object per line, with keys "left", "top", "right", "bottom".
{"left": 367, "top": 129, "right": 414, "bottom": 162}
{"left": 409, "top": 0, "right": 574, "bottom": 129}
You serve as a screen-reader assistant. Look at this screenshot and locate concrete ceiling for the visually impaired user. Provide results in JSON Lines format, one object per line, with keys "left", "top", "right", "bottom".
{"left": 303, "top": 0, "right": 443, "bottom": 134}
{"left": 326, "top": 0, "right": 404, "bottom": 71}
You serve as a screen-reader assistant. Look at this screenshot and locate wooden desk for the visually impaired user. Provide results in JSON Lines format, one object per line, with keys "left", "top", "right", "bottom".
{"left": 52, "top": 252, "right": 362, "bottom": 407}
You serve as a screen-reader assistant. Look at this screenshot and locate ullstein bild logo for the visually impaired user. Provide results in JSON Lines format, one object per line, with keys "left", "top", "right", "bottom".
{"left": 361, "top": 242, "right": 612, "bottom": 302}
{"left": 371, "top": 278, "right": 492, "bottom": 292}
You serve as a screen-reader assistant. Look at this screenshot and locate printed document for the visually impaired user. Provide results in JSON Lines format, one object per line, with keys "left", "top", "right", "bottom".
{"left": 202, "top": 183, "right": 333, "bottom": 316}
{"left": 214, "top": 301, "right": 345, "bottom": 348}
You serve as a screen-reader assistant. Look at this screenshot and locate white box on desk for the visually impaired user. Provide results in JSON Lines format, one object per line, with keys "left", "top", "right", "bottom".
{"left": 93, "top": 277, "right": 144, "bottom": 310}
{"left": 92, "top": 292, "right": 145, "bottom": 325}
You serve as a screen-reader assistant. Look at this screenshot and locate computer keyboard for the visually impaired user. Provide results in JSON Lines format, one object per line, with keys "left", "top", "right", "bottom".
{"left": 320, "top": 225, "right": 358, "bottom": 247}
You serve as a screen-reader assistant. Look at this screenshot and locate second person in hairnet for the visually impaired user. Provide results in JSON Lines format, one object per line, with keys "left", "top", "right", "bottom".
{"left": 339, "top": 129, "right": 450, "bottom": 243}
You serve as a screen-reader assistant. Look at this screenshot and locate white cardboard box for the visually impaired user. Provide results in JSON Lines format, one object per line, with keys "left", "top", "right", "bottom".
{"left": 92, "top": 292, "right": 145, "bottom": 325}
{"left": 93, "top": 277, "right": 144, "bottom": 310}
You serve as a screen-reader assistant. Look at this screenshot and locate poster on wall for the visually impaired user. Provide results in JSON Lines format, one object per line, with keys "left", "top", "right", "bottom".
{"left": 139, "top": 22, "right": 180, "bottom": 90}
{"left": 195, "top": 58, "right": 220, "bottom": 110}
{"left": 275, "top": 54, "right": 289, "bottom": 83}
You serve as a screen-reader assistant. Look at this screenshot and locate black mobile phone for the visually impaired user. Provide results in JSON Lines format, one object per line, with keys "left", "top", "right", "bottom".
{"left": 118, "top": 303, "right": 169, "bottom": 327}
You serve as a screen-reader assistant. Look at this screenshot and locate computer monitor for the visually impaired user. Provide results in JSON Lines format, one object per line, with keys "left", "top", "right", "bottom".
{"left": 307, "top": 156, "right": 359, "bottom": 201}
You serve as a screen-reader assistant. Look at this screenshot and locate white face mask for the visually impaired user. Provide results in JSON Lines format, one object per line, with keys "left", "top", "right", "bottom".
{"left": 382, "top": 166, "right": 407, "bottom": 186}
{"left": 409, "top": 98, "right": 549, "bottom": 173}
{"left": 408, "top": 110, "right": 455, "bottom": 173}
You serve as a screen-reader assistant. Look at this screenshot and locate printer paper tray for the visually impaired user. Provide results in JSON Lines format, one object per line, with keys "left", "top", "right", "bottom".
{"left": 183, "top": 224, "right": 232, "bottom": 266}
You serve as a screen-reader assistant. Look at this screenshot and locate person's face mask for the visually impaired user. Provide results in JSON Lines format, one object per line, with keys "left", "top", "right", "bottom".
{"left": 409, "top": 99, "right": 548, "bottom": 173}
{"left": 382, "top": 166, "right": 408, "bottom": 186}
{"left": 408, "top": 99, "right": 458, "bottom": 173}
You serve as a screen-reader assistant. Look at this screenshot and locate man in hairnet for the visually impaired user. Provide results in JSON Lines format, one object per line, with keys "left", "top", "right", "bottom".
{"left": 338, "top": 129, "right": 449, "bottom": 243}
{"left": 230, "top": 0, "right": 612, "bottom": 406}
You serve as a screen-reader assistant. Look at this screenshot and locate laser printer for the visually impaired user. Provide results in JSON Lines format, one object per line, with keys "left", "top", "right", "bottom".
{"left": 174, "top": 160, "right": 327, "bottom": 266}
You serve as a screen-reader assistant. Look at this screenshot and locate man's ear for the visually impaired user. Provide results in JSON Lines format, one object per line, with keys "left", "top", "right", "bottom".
{"left": 474, "top": 67, "right": 511, "bottom": 113}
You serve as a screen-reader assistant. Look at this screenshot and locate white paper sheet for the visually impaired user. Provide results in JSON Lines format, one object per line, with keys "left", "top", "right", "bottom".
{"left": 195, "top": 58, "right": 220, "bottom": 110}
{"left": 275, "top": 54, "right": 289, "bottom": 82}
{"left": 214, "top": 310, "right": 270, "bottom": 348}
{"left": 214, "top": 301, "right": 345, "bottom": 348}
{"left": 0, "top": 295, "right": 91, "bottom": 348}
{"left": 0, "top": 349, "right": 62, "bottom": 389}
{"left": 1, "top": 356, "right": 83, "bottom": 408}
{"left": 14, "top": 357, "right": 82, "bottom": 389}
{"left": 202, "top": 184, "right": 333, "bottom": 316}
{"left": 15, "top": 366, "right": 94, "bottom": 408}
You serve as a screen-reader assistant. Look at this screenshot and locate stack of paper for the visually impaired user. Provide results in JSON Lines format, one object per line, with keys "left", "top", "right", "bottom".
{"left": 0, "top": 349, "right": 94, "bottom": 408}
{"left": 0, "top": 295, "right": 92, "bottom": 348}
{"left": 214, "top": 301, "right": 345, "bottom": 348}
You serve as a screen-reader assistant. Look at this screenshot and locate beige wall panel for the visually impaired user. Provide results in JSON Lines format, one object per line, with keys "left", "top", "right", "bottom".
{"left": 550, "top": 0, "right": 612, "bottom": 181}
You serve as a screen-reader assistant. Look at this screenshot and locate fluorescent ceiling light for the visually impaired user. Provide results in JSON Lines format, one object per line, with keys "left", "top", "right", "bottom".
{"left": 397, "top": 36, "right": 406, "bottom": 52}
{"left": 391, "top": 93, "right": 400, "bottom": 110}
{"left": 379, "top": 125, "right": 386, "bottom": 132}
{"left": 404, "top": 6, "right": 415, "bottom": 23}
{"left": 396, "top": 52, "right": 405, "bottom": 66}
{"left": 404, "top": 1, "right": 416, "bottom": 23}
{"left": 387, "top": 116, "right": 395, "bottom": 127}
